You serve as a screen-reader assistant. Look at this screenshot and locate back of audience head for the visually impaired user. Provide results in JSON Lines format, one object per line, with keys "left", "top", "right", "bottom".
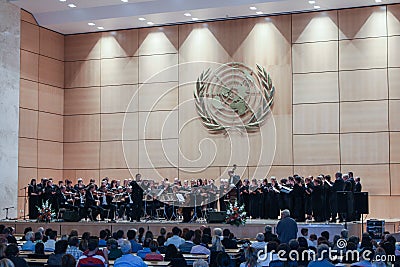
{"left": 107, "top": 238, "right": 118, "bottom": 250}
{"left": 82, "top": 232, "right": 91, "bottom": 241}
{"left": 54, "top": 240, "right": 68, "bottom": 254}
{"left": 172, "top": 227, "right": 181, "bottom": 236}
{"left": 255, "top": 233, "right": 264, "bottom": 242}
{"left": 288, "top": 239, "right": 299, "bottom": 251}
{"left": 127, "top": 229, "right": 137, "bottom": 241}
{"left": 5, "top": 243, "right": 19, "bottom": 257}
{"left": 35, "top": 242, "right": 45, "bottom": 255}
{"left": 0, "top": 244, "right": 6, "bottom": 258}
{"left": 143, "top": 238, "right": 152, "bottom": 248}
{"left": 300, "top": 228, "right": 308, "bottom": 237}
{"left": 120, "top": 240, "right": 132, "bottom": 254}
{"left": 244, "top": 247, "right": 258, "bottom": 267}
{"left": 185, "top": 230, "right": 195, "bottom": 241}
{"left": 49, "top": 231, "right": 57, "bottom": 241}
{"left": 317, "top": 244, "right": 330, "bottom": 260}
{"left": 267, "top": 241, "right": 278, "bottom": 253}
{"left": 160, "top": 227, "right": 166, "bottom": 236}
{"left": 320, "top": 231, "right": 329, "bottom": 241}
{"left": 62, "top": 254, "right": 76, "bottom": 267}
{"left": 25, "top": 231, "right": 34, "bottom": 242}
{"left": 88, "top": 237, "right": 99, "bottom": 252}
{"left": 144, "top": 231, "right": 153, "bottom": 240}
{"left": 149, "top": 241, "right": 159, "bottom": 252}
{"left": 341, "top": 229, "right": 349, "bottom": 240}
{"left": 297, "top": 237, "right": 308, "bottom": 249}
{"left": 69, "top": 230, "right": 78, "bottom": 238}
{"left": 68, "top": 236, "right": 79, "bottom": 248}
{"left": 116, "top": 230, "right": 124, "bottom": 240}
{"left": 99, "top": 230, "right": 108, "bottom": 240}
{"left": 165, "top": 244, "right": 179, "bottom": 259}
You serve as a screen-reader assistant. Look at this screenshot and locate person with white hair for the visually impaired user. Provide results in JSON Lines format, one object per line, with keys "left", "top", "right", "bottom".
{"left": 276, "top": 209, "right": 298, "bottom": 244}
{"left": 21, "top": 232, "right": 35, "bottom": 251}
{"left": 114, "top": 240, "right": 147, "bottom": 267}
{"left": 211, "top": 228, "right": 225, "bottom": 253}
{"left": 251, "top": 233, "right": 266, "bottom": 251}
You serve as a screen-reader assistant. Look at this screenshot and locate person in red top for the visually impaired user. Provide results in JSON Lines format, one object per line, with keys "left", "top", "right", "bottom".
{"left": 144, "top": 241, "right": 163, "bottom": 261}
{"left": 78, "top": 237, "right": 108, "bottom": 267}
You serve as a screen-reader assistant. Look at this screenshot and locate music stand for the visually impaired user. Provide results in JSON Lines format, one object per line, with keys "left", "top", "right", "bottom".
{"left": 190, "top": 188, "right": 202, "bottom": 223}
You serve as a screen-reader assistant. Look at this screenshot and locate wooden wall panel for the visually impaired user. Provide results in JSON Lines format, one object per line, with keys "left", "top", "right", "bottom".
{"left": 19, "top": 109, "right": 38, "bottom": 139}
{"left": 37, "top": 140, "right": 63, "bottom": 169}
{"left": 138, "top": 82, "right": 178, "bottom": 111}
{"left": 390, "top": 132, "right": 400, "bottom": 163}
{"left": 138, "top": 111, "right": 178, "bottom": 140}
{"left": 138, "top": 139, "right": 178, "bottom": 168}
{"left": 138, "top": 54, "right": 178, "bottom": 83}
{"left": 21, "top": 10, "right": 37, "bottom": 25}
{"left": 38, "top": 84, "right": 64, "bottom": 115}
{"left": 179, "top": 167, "right": 220, "bottom": 181}
{"left": 39, "top": 56, "right": 64, "bottom": 88}
{"left": 20, "top": 79, "right": 38, "bottom": 110}
{"left": 338, "top": 6, "right": 387, "bottom": 39}
{"left": 19, "top": 138, "right": 38, "bottom": 168}
{"left": 389, "top": 68, "right": 400, "bottom": 99}
{"left": 20, "top": 50, "right": 38, "bottom": 82}
{"left": 292, "top": 11, "right": 338, "bottom": 43}
{"left": 101, "top": 85, "right": 138, "bottom": 113}
{"left": 100, "top": 141, "right": 138, "bottom": 169}
{"left": 293, "top": 72, "right": 339, "bottom": 104}
{"left": 75, "top": 170, "right": 100, "bottom": 182}
{"left": 293, "top": 134, "right": 340, "bottom": 165}
{"left": 292, "top": 41, "right": 338, "bottom": 73}
{"left": 38, "top": 112, "right": 63, "bottom": 142}
{"left": 63, "top": 142, "right": 100, "bottom": 169}
{"left": 64, "top": 87, "right": 101, "bottom": 115}
{"left": 271, "top": 115, "right": 293, "bottom": 166}
{"left": 101, "top": 29, "right": 139, "bottom": 59}
{"left": 37, "top": 169, "right": 63, "bottom": 180}
{"left": 387, "top": 4, "right": 400, "bottom": 36}
{"left": 340, "top": 101, "right": 388, "bottom": 133}
{"left": 390, "top": 164, "right": 400, "bottom": 195}
{"left": 18, "top": 167, "right": 38, "bottom": 187}
{"left": 389, "top": 100, "right": 400, "bottom": 131}
{"left": 100, "top": 57, "right": 138, "bottom": 86}
{"left": 248, "top": 166, "right": 293, "bottom": 180}
{"left": 39, "top": 28, "right": 64, "bottom": 61}
{"left": 339, "top": 38, "right": 387, "bottom": 70}
{"left": 368, "top": 196, "right": 400, "bottom": 218}
{"left": 293, "top": 103, "right": 339, "bottom": 134}
{"left": 99, "top": 169, "right": 136, "bottom": 180}
{"left": 140, "top": 168, "right": 178, "bottom": 182}
{"left": 101, "top": 113, "right": 138, "bottom": 141}
{"left": 139, "top": 26, "right": 179, "bottom": 55}
{"left": 388, "top": 36, "right": 400, "bottom": 68}
{"left": 65, "top": 60, "right": 101, "bottom": 88}
{"left": 64, "top": 115, "right": 100, "bottom": 142}
{"left": 64, "top": 33, "right": 101, "bottom": 61}
{"left": 20, "top": 21, "right": 39, "bottom": 53}
{"left": 340, "top": 69, "right": 388, "bottom": 101}
{"left": 341, "top": 132, "right": 389, "bottom": 164}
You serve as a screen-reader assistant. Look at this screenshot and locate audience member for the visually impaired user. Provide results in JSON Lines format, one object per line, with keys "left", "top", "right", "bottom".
{"left": 239, "top": 247, "right": 260, "bottom": 267}
{"left": 66, "top": 236, "right": 83, "bottom": 261}
{"left": 221, "top": 229, "right": 237, "bottom": 249}
{"left": 0, "top": 259, "right": 14, "bottom": 267}
{"left": 77, "top": 238, "right": 106, "bottom": 267}
{"left": 308, "top": 244, "right": 335, "bottom": 267}
{"left": 276, "top": 210, "right": 298, "bottom": 244}
{"left": 47, "top": 240, "right": 68, "bottom": 267}
{"left": 44, "top": 231, "right": 57, "bottom": 252}
{"left": 164, "top": 244, "right": 187, "bottom": 267}
{"left": 157, "top": 228, "right": 166, "bottom": 247}
{"left": 99, "top": 230, "right": 107, "bottom": 247}
{"left": 191, "top": 235, "right": 211, "bottom": 255}
{"left": 144, "top": 241, "right": 163, "bottom": 261}
{"left": 107, "top": 239, "right": 122, "bottom": 260}
{"left": 127, "top": 229, "right": 143, "bottom": 253}
{"left": 193, "top": 259, "right": 209, "bottom": 267}
{"left": 137, "top": 238, "right": 152, "bottom": 260}
{"left": 5, "top": 244, "right": 28, "bottom": 267}
{"left": 114, "top": 240, "right": 147, "bottom": 267}
{"left": 165, "top": 227, "right": 185, "bottom": 248}
{"left": 61, "top": 254, "right": 76, "bottom": 267}
{"left": 20, "top": 232, "right": 35, "bottom": 251}
{"left": 179, "top": 230, "right": 195, "bottom": 253}
{"left": 251, "top": 233, "right": 266, "bottom": 250}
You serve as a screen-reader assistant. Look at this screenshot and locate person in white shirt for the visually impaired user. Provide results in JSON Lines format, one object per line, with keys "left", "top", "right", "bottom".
{"left": 44, "top": 231, "right": 57, "bottom": 252}
{"left": 251, "top": 233, "right": 266, "bottom": 251}
{"left": 164, "top": 227, "right": 185, "bottom": 248}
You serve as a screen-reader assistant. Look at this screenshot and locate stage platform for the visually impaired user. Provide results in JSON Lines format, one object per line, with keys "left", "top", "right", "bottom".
{"left": 1, "top": 218, "right": 396, "bottom": 239}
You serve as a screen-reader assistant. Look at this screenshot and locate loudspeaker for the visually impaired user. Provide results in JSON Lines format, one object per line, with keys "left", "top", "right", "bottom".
{"left": 337, "top": 191, "right": 354, "bottom": 214}
{"left": 207, "top": 211, "right": 226, "bottom": 223}
{"left": 63, "top": 211, "right": 80, "bottom": 222}
{"left": 354, "top": 192, "right": 369, "bottom": 214}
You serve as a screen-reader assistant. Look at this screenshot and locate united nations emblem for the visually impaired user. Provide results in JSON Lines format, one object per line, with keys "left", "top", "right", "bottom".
{"left": 194, "top": 62, "right": 275, "bottom": 133}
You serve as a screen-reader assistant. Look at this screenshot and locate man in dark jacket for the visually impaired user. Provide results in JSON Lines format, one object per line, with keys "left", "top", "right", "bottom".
{"left": 5, "top": 243, "right": 29, "bottom": 267}
{"left": 276, "top": 209, "right": 298, "bottom": 244}
{"left": 330, "top": 172, "right": 344, "bottom": 222}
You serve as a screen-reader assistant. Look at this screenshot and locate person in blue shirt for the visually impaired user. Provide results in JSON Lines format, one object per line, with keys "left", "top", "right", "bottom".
{"left": 127, "top": 229, "right": 143, "bottom": 253}
{"left": 276, "top": 209, "right": 298, "bottom": 245}
{"left": 99, "top": 230, "right": 108, "bottom": 247}
{"left": 308, "top": 244, "right": 335, "bottom": 267}
{"left": 21, "top": 232, "right": 35, "bottom": 251}
{"left": 137, "top": 238, "right": 152, "bottom": 259}
{"left": 114, "top": 240, "right": 147, "bottom": 267}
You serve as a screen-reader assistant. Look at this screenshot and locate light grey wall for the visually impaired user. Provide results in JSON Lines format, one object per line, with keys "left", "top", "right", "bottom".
{"left": 0, "top": 0, "right": 20, "bottom": 219}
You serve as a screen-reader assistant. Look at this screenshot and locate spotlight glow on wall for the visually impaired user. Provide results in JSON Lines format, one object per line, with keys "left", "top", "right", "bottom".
{"left": 308, "top": 0, "right": 316, "bottom": 4}
{"left": 184, "top": 13, "right": 191, "bottom": 17}
{"left": 249, "top": 6, "right": 257, "bottom": 10}
{"left": 88, "top": 22, "right": 95, "bottom": 26}
{"left": 68, "top": 3, "right": 76, "bottom": 8}
{"left": 138, "top": 17, "right": 146, "bottom": 21}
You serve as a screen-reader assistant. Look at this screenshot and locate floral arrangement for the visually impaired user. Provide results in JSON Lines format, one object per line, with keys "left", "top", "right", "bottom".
{"left": 225, "top": 200, "right": 246, "bottom": 226}
{"left": 36, "top": 200, "right": 56, "bottom": 222}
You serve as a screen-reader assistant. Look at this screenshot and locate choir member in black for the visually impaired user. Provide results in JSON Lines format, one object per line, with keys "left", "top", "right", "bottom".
{"left": 130, "top": 176, "right": 144, "bottom": 222}
{"left": 343, "top": 174, "right": 353, "bottom": 192}
{"left": 279, "top": 178, "right": 291, "bottom": 212}
{"left": 330, "top": 172, "right": 344, "bottom": 222}
{"left": 65, "top": 180, "right": 75, "bottom": 193}
{"left": 249, "top": 179, "right": 260, "bottom": 218}
{"left": 44, "top": 179, "right": 58, "bottom": 212}
{"left": 240, "top": 179, "right": 250, "bottom": 214}
{"left": 348, "top": 172, "right": 356, "bottom": 190}
{"left": 292, "top": 176, "right": 305, "bottom": 222}
{"left": 123, "top": 186, "right": 134, "bottom": 221}
{"left": 268, "top": 178, "right": 280, "bottom": 219}
{"left": 311, "top": 178, "right": 324, "bottom": 222}
{"left": 85, "top": 184, "right": 104, "bottom": 221}
{"left": 260, "top": 179, "right": 270, "bottom": 219}
{"left": 228, "top": 168, "right": 240, "bottom": 199}
{"left": 75, "top": 188, "right": 86, "bottom": 218}
{"left": 28, "top": 179, "right": 41, "bottom": 219}
{"left": 354, "top": 177, "right": 362, "bottom": 192}
{"left": 218, "top": 180, "right": 228, "bottom": 211}
{"left": 98, "top": 186, "right": 116, "bottom": 222}
{"left": 304, "top": 177, "right": 313, "bottom": 221}
{"left": 322, "top": 175, "right": 332, "bottom": 222}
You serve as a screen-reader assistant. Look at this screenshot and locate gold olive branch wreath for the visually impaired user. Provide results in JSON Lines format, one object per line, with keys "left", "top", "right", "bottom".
{"left": 194, "top": 63, "right": 275, "bottom": 133}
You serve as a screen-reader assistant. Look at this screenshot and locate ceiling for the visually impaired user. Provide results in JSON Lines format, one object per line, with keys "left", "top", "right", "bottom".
{"left": 10, "top": 0, "right": 400, "bottom": 34}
